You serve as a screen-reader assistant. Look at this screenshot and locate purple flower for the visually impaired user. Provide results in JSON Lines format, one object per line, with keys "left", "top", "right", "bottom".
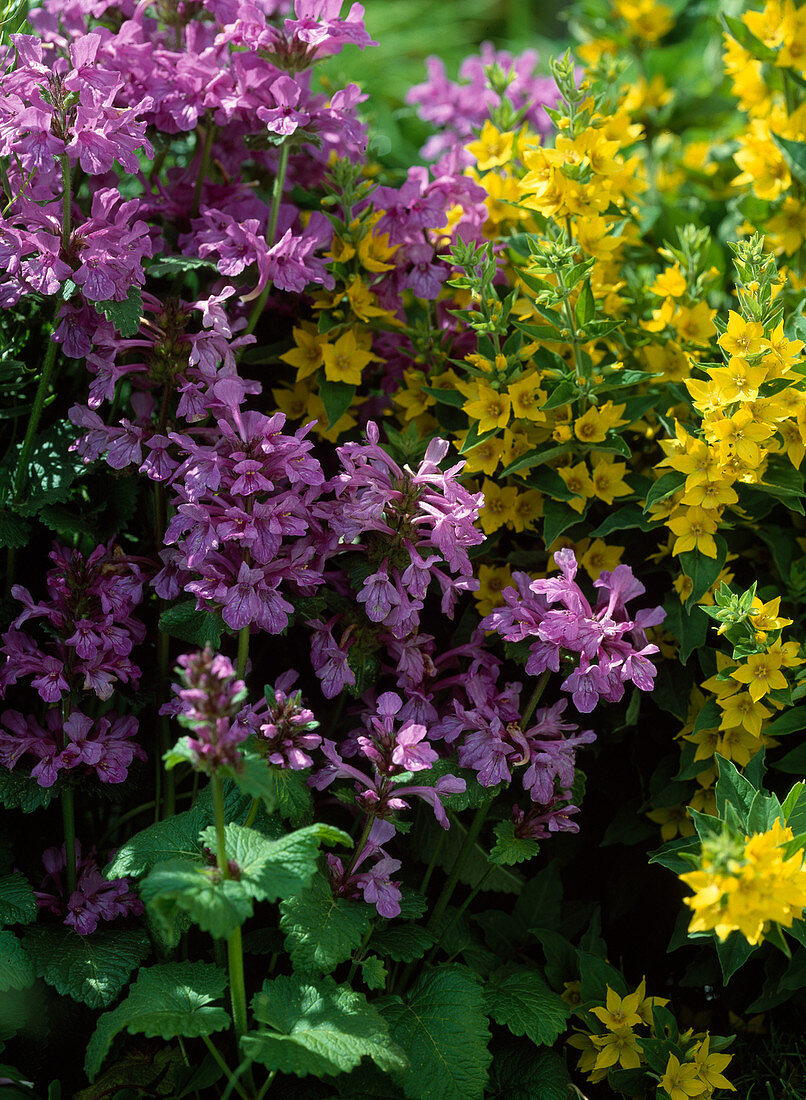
{"left": 36, "top": 841, "right": 143, "bottom": 936}
{"left": 172, "top": 648, "right": 248, "bottom": 773}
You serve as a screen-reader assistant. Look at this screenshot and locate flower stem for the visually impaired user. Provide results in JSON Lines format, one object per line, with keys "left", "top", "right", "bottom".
{"left": 211, "top": 774, "right": 250, "bottom": 1048}
{"left": 192, "top": 121, "right": 216, "bottom": 218}
{"left": 13, "top": 322, "right": 59, "bottom": 501}
{"left": 245, "top": 141, "right": 291, "bottom": 336}
{"left": 426, "top": 802, "right": 491, "bottom": 934}
{"left": 61, "top": 786, "right": 77, "bottom": 897}
{"left": 201, "top": 1035, "right": 250, "bottom": 1100}
{"left": 255, "top": 1070, "right": 277, "bottom": 1100}
{"left": 345, "top": 812, "right": 374, "bottom": 878}
{"left": 426, "top": 864, "right": 494, "bottom": 964}
{"left": 521, "top": 669, "right": 551, "bottom": 728}
{"left": 236, "top": 625, "right": 250, "bottom": 681}
{"left": 157, "top": 620, "right": 175, "bottom": 820}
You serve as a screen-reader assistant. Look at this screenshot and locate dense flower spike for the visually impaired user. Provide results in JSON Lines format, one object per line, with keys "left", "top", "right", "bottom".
{"left": 172, "top": 647, "right": 248, "bottom": 771}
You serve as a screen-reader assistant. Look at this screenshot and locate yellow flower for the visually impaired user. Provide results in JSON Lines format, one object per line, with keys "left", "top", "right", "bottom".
{"left": 280, "top": 324, "right": 328, "bottom": 380}
{"left": 321, "top": 329, "right": 376, "bottom": 385}
{"left": 717, "top": 311, "right": 766, "bottom": 357}
{"left": 479, "top": 480, "right": 518, "bottom": 534}
{"left": 680, "top": 479, "right": 738, "bottom": 510}
{"left": 668, "top": 506, "right": 719, "bottom": 557}
{"left": 510, "top": 489, "right": 543, "bottom": 533}
{"left": 474, "top": 564, "right": 514, "bottom": 617}
{"left": 614, "top": 0, "right": 674, "bottom": 40}
{"left": 463, "top": 381, "right": 512, "bottom": 433}
{"left": 574, "top": 401, "right": 626, "bottom": 444}
{"left": 650, "top": 264, "right": 687, "bottom": 298}
{"left": 459, "top": 433, "right": 507, "bottom": 476}
{"left": 674, "top": 301, "right": 717, "bottom": 345}
{"left": 590, "top": 455, "right": 632, "bottom": 505}
{"left": 579, "top": 539, "right": 624, "bottom": 579}
{"left": 465, "top": 120, "right": 515, "bottom": 171}
{"left": 718, "top": 692, "right": 771, "bottom": 738}
{"left": 691, "top": 1036, "right": 735, "bottom": 1092}
{"left": 508, "top": 373, "right": 547, "bottom": 423}
{"left": 708, "top": 358, "right": 769, "bottom": 403}
{"left": 590, "top": 985, "right": 644, "bottom": 1031}
{"left": 730, "top": 651, "right": 787, "bottom": 701}
{"left": 558, "top": 461, "right": 595, "bottom": 513}
{"left": 660, "top": 1053, "right": 708, "bottom": 1100}
{"left": 591, "top": 1026, "right": 643, "bottom": 1071}
{"left": 345, "top": 275, "right": 390, "bottom": 321}
{"left": 356, "top": 227, "right": 398, "bottom": 272}
{"left": 647, "top": 804, "right": 695, "bottom": 841}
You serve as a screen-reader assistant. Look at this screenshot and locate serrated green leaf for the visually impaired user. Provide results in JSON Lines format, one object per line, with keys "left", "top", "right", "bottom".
{"left": 243, "top": 972, "right": 406, "bottom": 1077}
{"left": 23, "top": 926, "right": 149, "bottom": 1008}
{"left": 0, "top": 510, "right": 30, "bottom": 549}
{"left": 86, "top": 962, "right": 230, "bottom": 1080}
{"left": 359, "top": 955, "right": 387, "bottom": 991}
{"left": 260, "top": 765, "right": 314, "bottom": 825}
{"left": 542, "top": 497, "right": 584, "bottom": 547}
{"left": 105, "top": 804, "right": 208, "bottom": 879}
{"left": 680, "top": 534, "right": 727, "bottom": 609}
{"left": 715, "top": 756, "right": 759, "bottom": 829}
{"left": 0, "top": 766, "right": 53, "bottom": 813}
{"left": 280, "top": 872, "right": 371, "bottom": 973}
{"left": 140, "top": 858, "right": 254, "bottom": 941}
{"left": 370, "top": 924, "right": 435, "bottom": 963}
{"left": 381, "top": 965, "right": 492, "bottom": 1100}
{"left": 489, "top": 821, "right": 541, "bottom": 866}
{"left": 147, "top": 256, "right": 219, "bottom": 278}
{"left": 484, "top": 967, "right": 569, "bottom": 1046}
{"left": 94, "top": 286, "right": 143, "bottom": 338}
{"left": 0, "top": 874, "right": 36, "bottom": 927}
{"left": 0, "top": 931, "right": 34, "bottom": 992}
{"left": 486, "top": 1042, "right": 572, "bottom": 1100}
{"left": 158, "top": 601, "right": 224, "bottom": 648}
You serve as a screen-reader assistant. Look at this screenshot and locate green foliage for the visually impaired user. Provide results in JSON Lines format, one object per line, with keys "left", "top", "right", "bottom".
{"left": 0, "top": 874, "right": 36, "bottom": 927}
{"left": 85, "top": 962, "right": 230, "bottom": 1080}
{"left": 484, "top": 966, "right": 570, "bottom": 1046}
{"left": 243, "top": 972, "right": 406, "bottom": 1077}
{"left": 0, "top": 932, "right": 34, "bottom": 993}
{"left": 485, "top": 1042, "right": 572, "bottom": 1100}
{"left": 489, "top": 821, "right": 541, "bottom": 866}
{"left": 381, "top": 965, "right": 492, "bottom": 1100}
{"left": 280, "top": 871, "right": 372, "bottom": 972}
{"left": 158, "top": 600, "right": 225, "bottom": 648}
{"left": 22, "top": 927, "right": 149, "bottom": 1008}
{"left": 93, "top": 286, "right": 144, "bottom": 337}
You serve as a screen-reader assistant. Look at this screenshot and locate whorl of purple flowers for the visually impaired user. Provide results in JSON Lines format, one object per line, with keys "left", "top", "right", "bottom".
{"left": 236, "top": 670, "right": 322, "bottom": 770}
{"left": 35, "top": 841, "right": 143, "bottom": 936}
{"left": 173, "top": 647, "right": 248, "bottom": 772}
{"left": 481, "top": 548, "right": 666, "bottom": 714}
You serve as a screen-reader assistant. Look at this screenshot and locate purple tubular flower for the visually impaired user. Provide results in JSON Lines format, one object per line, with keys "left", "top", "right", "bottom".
{"left": 36, "top": 841, "right": 143, "bottom": 936}
{"left": 172, "top": 647, "right": 248, "bottom": 772}
{"left": 481, "top": 550, "right": 665, "bottom": 713}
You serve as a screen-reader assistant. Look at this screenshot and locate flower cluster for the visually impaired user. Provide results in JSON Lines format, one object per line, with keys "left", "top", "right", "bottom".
{"left": 481, "top": 549, "right": 664, "bottom": 713}
{"left": 35, "top": 842, "right": 143, "bottom": 936}
{"left": 237, "top": 671, "right": 322, "bottom": 770}
{"left": 171, "top": 648, "right": 247, "bottom": 772}
{"left": 0, "top": 543, "right": 145, "bottom": 704}
{"left": 680, "top": 818, "right": 806, "bottom": 945}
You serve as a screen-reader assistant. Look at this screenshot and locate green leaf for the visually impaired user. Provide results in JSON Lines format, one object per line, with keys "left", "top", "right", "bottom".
{"left": 486, "top": 1042, "right": 572, "bottom": 1100}
{"left": 244, "top": 973, "right": 405, "bottom": 1078}
{"left": 643, "top": 471, "right": 684, "bottom": 513}
{"left": 359, "top": 955, "right": 387, "bottom": 991}
{"left": 220, "top": 752, "right": 280, "bottom": 811}
{"left": 663, "top": 596, "right": 708, "bottom": 665}
{"left": 715, "top": 756, "right": 759, "bottom": 829}
{"left": 542, "top": 381, "right": 578, "bottom": 411}
{"left": 23, "top": 926, "right": 149, "bottom": 1008}
{"left": 318, "top": 376, "right": 356, "bottom": 428}
{"left": 721, "top": 12, "right": 778, "bottom": 60}
{"left": 422, "top": 386, "right": 466, "bottom": 408}
{"left": 716, "top": 931, "right": 757, "bottom": 982}
{"left": 575, "top": 279, "right": 595, "bottom": 328}
{"left": 0, "top": 932, "right": 34, "bottom": 993}
{"left": 773, "top": 742, "right": 806, "bottom": 774}
{"left": 94, "top": 286, "right": 144, "bottom": 338}
{"left": 489, "top": 821, "right": 541, "bottom": 866}
{"left": 147, "top": 256, "right": 219, "bottom": 278}
{"left": 577, "top": 951, "right": 627, "bottom": 1001}
{"left": 648, "top": 835, "right": 701, "bottom": 874}
{"left": 0, "top": 766, "right": 53, "bottom": 813}
{"left": 772, "top": 132, "right": 806, "bottom": 187}
{"left": 679, "top": 534, "right": 728, "bottom": 609}
{"left": 765, "top": 707, "right": 806, "bottom": 739}
{"left": 0, "top": 874, "right": 36, "bottom": 927}
{"left": 106, "top": 804, "right": 208, "bottom": 879}
{"left": 0, "top": 510, "right": 30, "bottom": 549}
{"left": 85, "top": 962, "right": 230, "bottom": 1081}
{"left": 542, "top": 498, "right": 585, "bottom": 547}
{"left": 158, "top": 601, "right": 224, "bottom": 648}
{"left": 280, "top": 872, "right": 372, "bottom": 973}
{"left": 140, "top": 858, "right": 253, "bottom": 942}
{"left": 589, "top": 504, "right": 653, "bottom": 538}
{"left": 258, "top": 765, "right": 314, "bottom": 825}
{"left": 484, "top": 967, "right": 569, "bottom": 1046}
{"left": 381, "top": 965, "right": 492, "bottom": 1100}
{"left": 370, "top": 924, "right": 435, "bottom": 963}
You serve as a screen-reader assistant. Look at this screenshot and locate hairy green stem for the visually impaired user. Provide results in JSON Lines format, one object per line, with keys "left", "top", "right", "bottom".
{"left": 244, "top": 797, "right": 259, "bottom": 829}
{"left": 418, "top": 827, "right": 446, "bottom": 894}
{"left": 201, "top": 1035, "right": 250, "bottom": 1100}
{"left": 212, "top": 774, "right": 250, "bottom": 1050}
{"left": 236, "top": 625, "right": 250, "bottom": 681}
{"left": 521, "top": 669, "right": 551, "bottom": 728}
{"left": 245, "top": 141, "right": 291, "bottom": 336}
{"left": 192, "top": 121, "right": 216, "bottom": 218}
{"left": 426, "top": 803, "right": 491, "bottom": 934}
{"left": 61, "top": 786, "right": 77, "bottom": 897}
{"left": 426, "top": 865, "right": 494, "bottom": 963}
{"left": 255, "top": 1069, "right": 277, "bottom": 1100}
{"left": 13, "top": 323, "right": 59, "bottom": 501}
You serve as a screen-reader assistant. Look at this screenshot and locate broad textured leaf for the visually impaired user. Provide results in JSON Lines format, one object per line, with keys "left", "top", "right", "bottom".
{"left": 201, "top": 822, "right": 351, "bottom": 903}
{"left": 359, "top": 955, "right": 387, "bottom": 991}
{"left": 140, "top": 858, "right": 253, "bottom": 941}
{"left": 263, "top": 765, "right": 314, "bottom": 824}
{"left": 158, "top": 600, "right": 224, "bottom": 648}
{"left": 280, "top": 872, "right": 371, "bottom": 973}
{"left": 94, "top": 285, "right": 143, "bottom": 337}
{"left": 0, "top": 766, "right": 53, "bottom": 813}
{"left": 716, "top": 931, "right": 756, "bottom": 982}
{"left": 0, "top": 510, "right": 30, "bottom": 549}
{"left": 86, "top": 962, "right": 230, "bottom": 1080}
{"left": 486, "top": 1042, "right": 572, "bottom": 1100}
{"left": 0, "top": 931, "right": 34, "bottom": 992}
{"left": 371, "top": 924, "right": 434, "bottom": 963}
{"left": 0, "top": 874, "right": 36, "bottom": 926}
{"left": 105, "top": 804, "right": 208, "bottom": 879}
{"left": 489, "top": 821, "right": 541, "bottom": 866}
{"left": 242, "top": 973, "right": 406, "bottom": 1077}
{"left": 318, "top": 376, "right": 356, "bottom": 428}
{"left": 484, "top": 967, "right": 569, "bottom": 1046}
{"left": 381, "top": 965, "right": 492, "bottom": 1100}
{"left": 23, "top": 926, "right": 149, "bottom": 1008}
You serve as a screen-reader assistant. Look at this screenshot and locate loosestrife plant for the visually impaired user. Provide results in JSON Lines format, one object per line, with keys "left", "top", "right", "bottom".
{"left": 5, "top": 0, "right": 806, "bottom": 1096}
